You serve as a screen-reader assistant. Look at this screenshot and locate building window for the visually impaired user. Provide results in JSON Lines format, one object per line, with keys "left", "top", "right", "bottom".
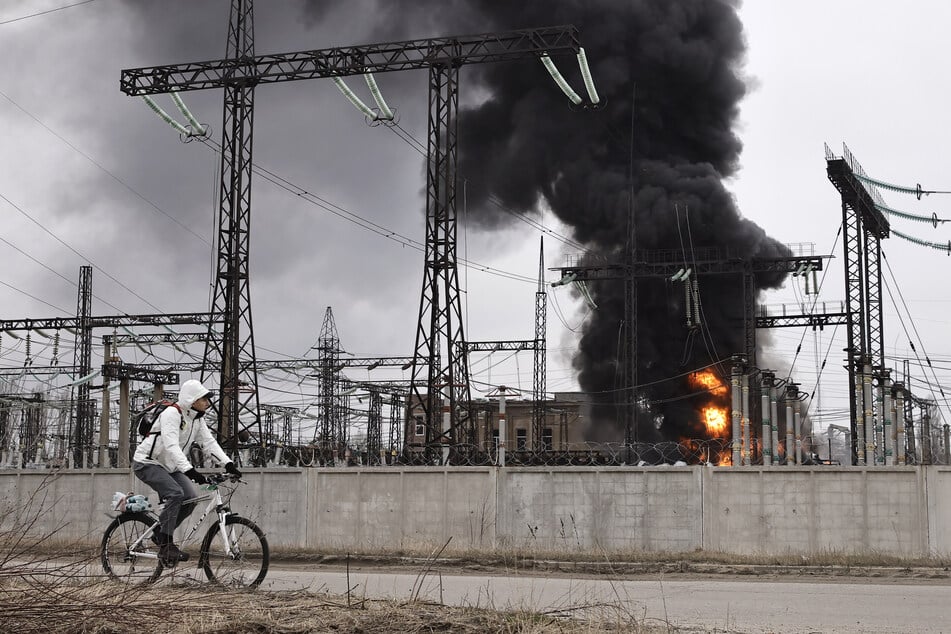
{"left": 492, "top": 429, "right": 499, "bottom": 450}
{"left": 542, "top": 427, "right": 553, "bottom": 451}
{"left": 414, "top": 416, "right": 424, "bottom": 437}
{"left": 516, "top": 428, "right": 527, "bottom": 451}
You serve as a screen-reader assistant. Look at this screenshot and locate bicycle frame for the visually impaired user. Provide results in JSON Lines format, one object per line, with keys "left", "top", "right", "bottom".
{"left": 127, "top": 483, "right": 233, "bottom": 561}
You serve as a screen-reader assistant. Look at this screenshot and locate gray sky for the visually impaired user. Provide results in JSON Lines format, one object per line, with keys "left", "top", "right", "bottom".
{"left": 0, "top": 0, "right": 948, "bottom": 435}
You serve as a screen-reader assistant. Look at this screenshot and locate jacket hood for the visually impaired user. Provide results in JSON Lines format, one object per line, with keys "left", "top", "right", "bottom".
{"left": 177, "top": 379, "right": 212, "bottom": 411}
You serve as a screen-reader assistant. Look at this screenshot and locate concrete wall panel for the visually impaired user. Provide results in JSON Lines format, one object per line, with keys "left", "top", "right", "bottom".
{"left": 497, "top": 468, "right": 701, "bottom": 553}
{"left": 926, "top": 467, "right": 951, "bottom": 555}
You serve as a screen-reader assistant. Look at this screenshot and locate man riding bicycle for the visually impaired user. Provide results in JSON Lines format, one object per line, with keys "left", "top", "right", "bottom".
{"left": 132, "top": 379, "right": 241, "bottom": 566}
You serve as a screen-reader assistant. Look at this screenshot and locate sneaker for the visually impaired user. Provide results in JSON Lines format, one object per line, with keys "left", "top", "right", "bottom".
{"left": 159, "top": 542, "right": 189, "bottom": 567}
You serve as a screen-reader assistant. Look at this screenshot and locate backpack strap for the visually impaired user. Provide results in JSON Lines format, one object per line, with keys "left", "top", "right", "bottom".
{"left": 146, "top": 403, "right": 184, "bottom": 460}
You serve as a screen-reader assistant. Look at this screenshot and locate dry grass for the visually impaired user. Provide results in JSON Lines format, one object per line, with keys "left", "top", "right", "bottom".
{"left": 0, "top": 581, "right": 688, "bottom": 633}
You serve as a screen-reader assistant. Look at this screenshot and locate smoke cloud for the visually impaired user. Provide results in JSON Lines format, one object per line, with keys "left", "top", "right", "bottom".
{"left": 302, "top": 0, "right": 790, "bottom": 443}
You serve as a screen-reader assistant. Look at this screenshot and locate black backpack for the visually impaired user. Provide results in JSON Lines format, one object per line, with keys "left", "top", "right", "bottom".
{"left": 134, "top": 400, "right": 183, "bottom": 438}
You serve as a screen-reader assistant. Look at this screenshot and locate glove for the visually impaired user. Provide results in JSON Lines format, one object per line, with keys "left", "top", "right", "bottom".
{"left": 224, "top": 462, "right": 242, "bottom": 478}
{"left": 184, "top": 468, "right": 208, "bottom": 485}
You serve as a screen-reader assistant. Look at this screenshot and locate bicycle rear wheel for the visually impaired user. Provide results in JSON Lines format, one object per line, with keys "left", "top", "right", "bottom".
{"left": 101, "top": 513, "right": 163, "bottom": 584}
{"left": 199, "top": 515, "right": 269, "bottom": 588}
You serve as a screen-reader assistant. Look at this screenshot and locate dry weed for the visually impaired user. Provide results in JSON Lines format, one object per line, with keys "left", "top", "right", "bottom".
{"left": 0, "top": 582, "right": 679, "bottom": 633}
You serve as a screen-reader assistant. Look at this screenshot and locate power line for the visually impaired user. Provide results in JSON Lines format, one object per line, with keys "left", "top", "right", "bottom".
{"left": 0, "top": 89, "right": 211, "bottom": 246}
{"left": 881, "top": 250, "right": 950, "bottom": 420}
{"left": 384, "top": 122, "right": 585, "bottom": 251}
{"left": 0, "top": 0, "right": 98, "bottom": 26}
{"left": 195, "top": 137, "right": 536, "bottom": 285}
{"left": 0, "top": 190, "right": 165, "bottom": 313}
{"left": 784, "top": 225, "right": 842, "bottom": 379}
{"left": 0, "top": 231, "right": 140, "bottom": 315}
{"left": 0, "top": 278, "right": 70, "bottom": 314}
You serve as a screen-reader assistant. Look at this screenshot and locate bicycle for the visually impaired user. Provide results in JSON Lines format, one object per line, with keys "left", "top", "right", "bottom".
{"left": 100, "top": 473, "right": 269, "bottom": 588}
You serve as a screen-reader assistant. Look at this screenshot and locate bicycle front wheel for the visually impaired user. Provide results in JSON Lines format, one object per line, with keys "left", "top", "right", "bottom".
{"left": 199, "top": 515, "right": 269, "bottom": 588}
{"left": 100, "top": 513, "right": 163, "bottom": 584}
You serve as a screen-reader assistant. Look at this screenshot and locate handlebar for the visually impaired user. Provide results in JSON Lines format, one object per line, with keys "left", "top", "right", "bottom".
{"left": 206, "top": 473, "right": 242, "bottom": 485}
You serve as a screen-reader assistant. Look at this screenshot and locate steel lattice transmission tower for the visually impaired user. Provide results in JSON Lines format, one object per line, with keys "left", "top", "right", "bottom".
{"left": 532, "top": 237, "right": 547, "bottom": 449}
{"left": 412, "top": 62, "right": 472, "bottom": 462}
{"left": 200, "top": 0, "right": 262, "bottom": 451}
{"left": 121, "top": 16, "right": 583, "bottom": 462}
{"left": 71, "top": 264, "right": 93, "bottom": 466}
{"left": 315, "top": 307, "right": 344, "bottom": 453}
{"left": 825, "top": 143, "right": 889, "bottom": 464}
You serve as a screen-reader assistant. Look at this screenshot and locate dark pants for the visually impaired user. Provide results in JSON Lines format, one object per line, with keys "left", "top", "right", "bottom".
{"left": 133, "top": 461, "right": 198, "bottom": 538}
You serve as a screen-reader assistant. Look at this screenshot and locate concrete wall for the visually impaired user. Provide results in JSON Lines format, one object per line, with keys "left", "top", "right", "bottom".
{"left": 702, "top": 468, "right": 930, "bottom": 556}
{"left": 3, "top": 466, "right": 951, "bottom": 558}
{"left": 497, "top": 468, "right": 701, "bottom": 552}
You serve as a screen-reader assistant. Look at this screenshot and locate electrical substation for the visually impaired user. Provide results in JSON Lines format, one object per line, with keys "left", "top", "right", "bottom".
{"left": 3, "top": 1, "right": 951, "bottom": 560}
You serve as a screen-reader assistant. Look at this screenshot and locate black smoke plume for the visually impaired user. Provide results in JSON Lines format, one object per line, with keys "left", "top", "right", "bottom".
{"left": 304, "top": 0, "right": 790, "bottom": 443}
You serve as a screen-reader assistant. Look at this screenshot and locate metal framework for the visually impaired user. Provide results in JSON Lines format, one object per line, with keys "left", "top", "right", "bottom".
{"left": 622, "top": 209, "right": 637, "bottom": 448}
{"left": 260, "top": 403, "right": 296, "bottom": 448}
{"left": 754, "top": 312, "right": 849, "bottom": 329}
{"left": 70, "top": 265, "right": 93, "bottom": 466}
{"left": 121, "top": 19, "right": 583, "bottom": 464}
{"left": 553, "top": 249, "right": 831, "bottom": 439}
{"left": 465, "top": 341, "right": 536, "bottom": 353}
{"left": 121, "top": 27, "right": 582, "bottom": 94}
{"left": 0, "top": 264, "right": 218, "bottom": 465}
{"left": 825, "top": 143, "right": 889, "bottom": 463}
{"left": 414, "top": 61, "right": 469, "bottom": 460}
{"left": 366, "top": 390, "right": 383, "bottom": 464}
{"left": 107, "top": 332, "right": 212, "bottom": 347}
{"left": 533, "top": 237, "right": 548, "bottom": 451}
{"left": 199, "top": 0, "right": 261, "bottom": 452}
{"left": 101, "top": 362, "right": 179, "bottom": 385}
{"left": 742, "top": 270, "right": 757, "bottom": 366}
{"left": 316, "top": 307, "right": 344, "bottom": 452}
{"left": 0, "top": 313, "right": 217, "bottom": 332}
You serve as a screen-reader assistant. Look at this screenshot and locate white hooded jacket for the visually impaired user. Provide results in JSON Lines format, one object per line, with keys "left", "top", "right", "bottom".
{"left": 132, "top": 379, "right": 232, "bottom": 473}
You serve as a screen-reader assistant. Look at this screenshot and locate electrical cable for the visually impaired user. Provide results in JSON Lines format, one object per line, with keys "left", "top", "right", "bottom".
{"left": 195, "top": 137, "right": 536, "bottom": 285}
{"left": 0, "top": 231, "right": 150, "bottom": 316}
{"left": 0, "top": 189, "right": 166, "bottom": 313}
{"left": 875, "top": 202, "right": 948, "bottom": 226}
{"left": 0, "top": 278, "right": 70, "bottom": 314}
{"left": 889, "top": 227, "right": 951, "bottom": 254}
{"left": 0, "top": 0, "right": 99, "bottom": 26}
{"left": 0, "top": 89, "right": 210, "bottom": 246}
{"left": 383, "top": 122, "right": 585, "bottom": 251}
{"left": 881, "top": 250, "right": 950, "bottom": 420}
{"left": 784, "top": 226, "right": 842, "bottom": 380}
{"left": 549, "top": 285, "right": 591, "bottom": 333}
{"left": 683, "top": 208, "right": 726, "bottom": 377}
{"left": 853, "top": 172, "right": 951, "bottom": 199}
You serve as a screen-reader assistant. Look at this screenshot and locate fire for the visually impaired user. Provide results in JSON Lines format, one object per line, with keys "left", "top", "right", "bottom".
{"left": 689, "top": 370, "right": 727, "bottom": 396}
{"left": 702, "top": 406, "right": 729, "bottom": 436}
{"left": 717, "top": 453, "right": 732, "bottom": 467}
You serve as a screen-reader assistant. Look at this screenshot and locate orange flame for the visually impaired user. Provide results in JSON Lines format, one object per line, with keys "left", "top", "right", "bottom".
{"left": 717, "top": 453, "right": 732, "bottom": 467}
{"left": 702, "top": 406, "right": 729, "bottom": 436}
{"left": 689, "top": 369, "right": 727, "bottom": 396}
